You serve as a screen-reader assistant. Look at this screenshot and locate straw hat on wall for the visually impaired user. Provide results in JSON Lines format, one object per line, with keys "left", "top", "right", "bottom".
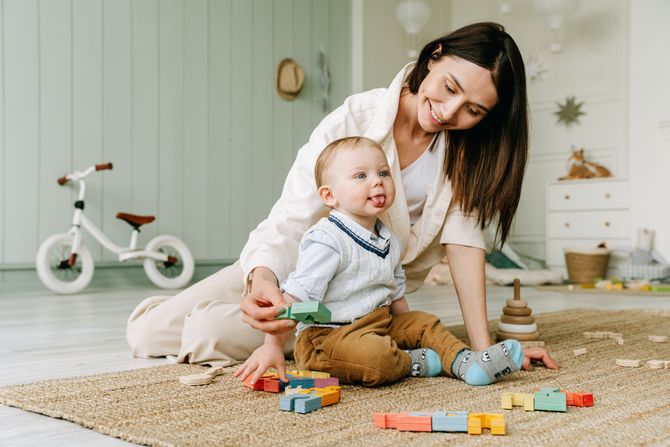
{"left": 276, "top": 58, "right": 305, "bottom": 101}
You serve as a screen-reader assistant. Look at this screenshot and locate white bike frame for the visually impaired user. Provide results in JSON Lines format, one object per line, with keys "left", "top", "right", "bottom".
{"left": 64, "top": 166, "right": 168, "bottom": 263}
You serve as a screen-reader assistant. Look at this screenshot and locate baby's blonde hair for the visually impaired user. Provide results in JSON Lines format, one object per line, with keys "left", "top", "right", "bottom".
{"left": 314, "top": 136, "right": 383, "bottom": 188}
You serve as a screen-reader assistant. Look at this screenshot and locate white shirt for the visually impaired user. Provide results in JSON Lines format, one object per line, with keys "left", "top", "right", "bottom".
{"left": 280, "top": 210, "right": 405, "bottom": 333}
{"left": 240, "top": 63, "right": 485, "bottom": 295}
{"left": 402, "top": 144, "right": 439, "bottom": 225}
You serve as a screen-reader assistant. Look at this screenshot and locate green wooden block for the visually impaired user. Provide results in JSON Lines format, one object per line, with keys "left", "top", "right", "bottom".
{"left": 275, "top": 302, "right": 332, "bottom": 324}
{"left": 534, "top": 387, "right": 567, "bottom": 412}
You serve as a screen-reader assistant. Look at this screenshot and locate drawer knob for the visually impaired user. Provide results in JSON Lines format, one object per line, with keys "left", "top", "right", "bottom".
{"left": 604, "top": 221, "right": 611, "bottom": 227}
{"left": 564, "top": 194, "right": 571, "bottom": 200}
{"left": 564, "top": 222, "right": 571, "bottom": 228}
{"left": 605, "top": 193, "right": 611, "bottom": 199}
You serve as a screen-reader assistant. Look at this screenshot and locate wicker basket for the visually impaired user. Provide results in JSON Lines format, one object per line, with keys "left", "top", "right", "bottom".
{"left": 564, "top": 247, "right": 610, "bottom": 284}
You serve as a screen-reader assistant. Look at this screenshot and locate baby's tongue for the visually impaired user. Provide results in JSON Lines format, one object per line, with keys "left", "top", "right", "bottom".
{"left": 370, "top": 196, "right": 385, "bottom": 207}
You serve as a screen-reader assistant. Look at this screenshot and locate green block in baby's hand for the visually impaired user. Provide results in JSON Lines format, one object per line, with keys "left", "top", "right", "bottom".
{"left": 275, "top": 302, "right": 331, "bottom": 324}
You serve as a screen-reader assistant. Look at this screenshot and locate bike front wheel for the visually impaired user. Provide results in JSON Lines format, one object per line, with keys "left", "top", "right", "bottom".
{"left": 143, "top": 235, "right": 194, "bottom": 289}
{"left": 36, "top": 234, "right": 95, "bottom": 294}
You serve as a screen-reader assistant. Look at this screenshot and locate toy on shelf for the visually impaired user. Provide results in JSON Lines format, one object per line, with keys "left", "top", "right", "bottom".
{"left": 276, "top": 302, "right": 332, "bottom": 324}
{"left": 373, "top": 411, "right": 505, "bottom": 435}
{"left": 279, "top": 386, "right": 341, "bottom": 414}
{"left": 501, "top": 388, "right": 594, "bottom": 412}
{"left": 242, "top": 369, "right": 338, "bottom": 393}
{"left": 179, "top": 365, "right": 225, "bottom": 386}
{"left": 497, "top": 278, "right": 540, "bottom": 342}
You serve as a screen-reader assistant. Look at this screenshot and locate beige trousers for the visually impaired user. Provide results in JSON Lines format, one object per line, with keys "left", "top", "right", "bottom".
{"left": 126, "top": 260, "right": 295, "bottom": 366}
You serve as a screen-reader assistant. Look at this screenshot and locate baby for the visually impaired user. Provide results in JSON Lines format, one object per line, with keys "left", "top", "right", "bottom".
{"left": 235, "top": 136, "right": 524, "bottom": 387}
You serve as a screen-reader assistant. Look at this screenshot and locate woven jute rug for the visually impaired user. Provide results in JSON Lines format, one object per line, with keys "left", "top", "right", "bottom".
{"left": 2, "top": 309, "right": 670, "bottom": 447}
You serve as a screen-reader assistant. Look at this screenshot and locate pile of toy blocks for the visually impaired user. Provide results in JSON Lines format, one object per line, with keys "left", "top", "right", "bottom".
{"left": 501, "top": 387, "right": 594, "bottom": 413}
{"left": 374, "top": 411, "right": 505, "bottom": 435}
{"left": 280, "top": 385, "right": 341, "bottom": 414}
{"left": 276, "top": 302, "right": 332, "bottom": 324}
{"left": 242, "top": 369, "right": 339, "bottom": 393}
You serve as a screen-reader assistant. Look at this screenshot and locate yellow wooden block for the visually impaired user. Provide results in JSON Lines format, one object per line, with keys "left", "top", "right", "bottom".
{"left": 501, "top": 392, "right": 534, "bottom": 411}
{"left": 467, "top": 417, "right": 481, "bottom": 435}
{"left": 468, "top": 413, "right": 506, "bottom": 436}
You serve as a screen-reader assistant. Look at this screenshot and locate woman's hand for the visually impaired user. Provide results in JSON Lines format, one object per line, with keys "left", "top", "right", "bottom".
{"left": 233, "top": 342, "right": 288, "bottom": 384}
{"left": 240, "top": 268, "right": 295, "bottom": 335}
{"left": 522, "top": 347, "right": 560, "bottom": 371}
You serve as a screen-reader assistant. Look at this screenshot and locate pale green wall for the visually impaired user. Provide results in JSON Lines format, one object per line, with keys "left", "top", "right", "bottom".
{"left": 0, "top": 0, "right": 351, "bottom": 281}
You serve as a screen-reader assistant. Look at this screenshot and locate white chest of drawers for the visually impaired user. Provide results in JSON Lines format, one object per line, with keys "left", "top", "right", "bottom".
{"left": 545, "top": 178, "right": 630, "bottom": 275}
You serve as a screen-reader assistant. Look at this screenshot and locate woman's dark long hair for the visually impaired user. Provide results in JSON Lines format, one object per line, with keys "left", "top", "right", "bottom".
{"left": 406, "top": 22, "right": 528, "bottom": 248}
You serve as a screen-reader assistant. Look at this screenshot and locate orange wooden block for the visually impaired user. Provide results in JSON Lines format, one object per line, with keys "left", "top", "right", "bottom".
{"left": 396, "top": 413, "right": 433, "bottom": 432}
{"left": 373, "top": 412, "right": 401, "bottom": 429}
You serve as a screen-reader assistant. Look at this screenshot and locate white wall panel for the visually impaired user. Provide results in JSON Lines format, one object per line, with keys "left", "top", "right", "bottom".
{"left": 1, "top": 0, "right": 352, "bottom": 272}
{"left": 4, "top": 0, "right": 39, "bottom": 263}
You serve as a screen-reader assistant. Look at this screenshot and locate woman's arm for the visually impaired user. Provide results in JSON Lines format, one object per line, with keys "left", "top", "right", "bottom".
{"left": 445, "top": 243, "right": 491, "bottom": 350}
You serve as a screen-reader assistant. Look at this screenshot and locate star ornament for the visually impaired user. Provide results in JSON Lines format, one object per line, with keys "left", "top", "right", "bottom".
{"left": 554, "top": 96, "right": 585, "bottom": 127}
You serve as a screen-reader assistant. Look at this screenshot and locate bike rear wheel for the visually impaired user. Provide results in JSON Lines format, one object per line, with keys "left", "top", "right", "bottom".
{"left": 143, "top": 235, "right": 194, "bottom": 289}
{"left": 36, "top": 234, "right": 95, "bottom": 294}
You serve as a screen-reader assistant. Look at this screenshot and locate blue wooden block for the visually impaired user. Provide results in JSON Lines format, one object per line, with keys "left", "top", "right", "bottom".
{"left": 279, "top": 394, "right": 311, "bottom": 412}
{"left": 295, "top": 395, "right": 322, "bottom": 414}
{"left": 288, "top": 377, "right": 314, "bottom": 388}
{"left": 432, "top": 411, "right": 468, "bottom": 432}
{"left": 534, "top": 387, "right": 567, "bottom": 412}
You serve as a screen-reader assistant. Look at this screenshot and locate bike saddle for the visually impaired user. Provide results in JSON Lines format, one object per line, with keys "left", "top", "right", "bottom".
{"left": 116, "top": 212, "right": 155, "bottom": 229}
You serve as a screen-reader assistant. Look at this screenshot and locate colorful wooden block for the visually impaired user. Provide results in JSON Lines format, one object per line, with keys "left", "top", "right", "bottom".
{"left": 288, "top": 377, "right": 314, "bottom": 388}
{"left": 534, "top": 388, "right": 567, "bottom": 412}
{"left": 396, "top": 412, "right": 433, "bottom": 432}
{"left": 313, "top": 377, "right": 339, "bottom": 388}
{"left": 277, "top": 302, "right": 332, "bottom": 324}
{"left": 284, "top": 385, "right": 304, "bottom": 395}
{"left": 300, "top": 386, "right": 341, "bottom": 406}
{"left": 373, "top": 412, "right": 402, "bottom": 429}
{"left": 467, "top": 413, "right": 505, "bottom": 435}
{"left": 564, "top": 392, "right": 594, "bottom": 407}
{"left": 242, "top": 375, "right": 265, "bottom": 390}
{"left": 295, "top": 395, "right": 323, "bottom": 414}
{"left": 501, "top": 392, "right": 534, "bottom": 411}
{"left": 279, "top": 394, "right": 312, "bottom": 412}
{"left": 432, "top": 411, "right": 468, "bottom": 432}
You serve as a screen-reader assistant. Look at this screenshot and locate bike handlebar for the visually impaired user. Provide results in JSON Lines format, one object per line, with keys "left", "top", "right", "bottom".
{"left": 96, "top": 162, "right": 113, "bottom": 171}
{"left": 57, "top": 162, "right": 113, "bottom": 185}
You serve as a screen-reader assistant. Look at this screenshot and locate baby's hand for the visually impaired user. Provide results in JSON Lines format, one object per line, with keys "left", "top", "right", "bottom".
{"left": 233, "top": 342, "right": 288, "bottom": 385}
{"left": 522, "top": 347, "right": 560, "bottom": 371}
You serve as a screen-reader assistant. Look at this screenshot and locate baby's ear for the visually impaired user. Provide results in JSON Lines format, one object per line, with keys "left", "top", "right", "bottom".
{"left": 318, "top": 185, "right": 337, "bottom": 208}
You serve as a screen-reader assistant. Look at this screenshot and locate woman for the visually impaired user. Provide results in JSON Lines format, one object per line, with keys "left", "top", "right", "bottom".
{"left": 127, "top": 22, "right": 558, "bottom": 371}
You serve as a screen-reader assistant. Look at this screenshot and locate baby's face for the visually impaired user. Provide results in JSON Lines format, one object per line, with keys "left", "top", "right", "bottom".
{"left": 322, "top": 143, "right": 395, "bottom": 219}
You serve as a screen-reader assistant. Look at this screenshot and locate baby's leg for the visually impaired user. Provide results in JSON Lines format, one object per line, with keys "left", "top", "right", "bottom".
{"left": 294, "top": 307, "right": 410, "bottom": 386}
{"left": 390, "top": 311, "right": 523, "bottom": 386}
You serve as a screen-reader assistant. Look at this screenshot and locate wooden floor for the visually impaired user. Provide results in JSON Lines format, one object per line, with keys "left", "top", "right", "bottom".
{"left": 2, "top": 282, "right": 670, "bottom": 446}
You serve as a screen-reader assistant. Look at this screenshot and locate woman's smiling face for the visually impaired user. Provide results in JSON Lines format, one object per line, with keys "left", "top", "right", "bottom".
{"left": 417, "top": 54, "right": 499, "bottom": 132}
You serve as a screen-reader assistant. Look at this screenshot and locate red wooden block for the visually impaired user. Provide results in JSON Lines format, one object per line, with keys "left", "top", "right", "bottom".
{"left": 243, "top": 375, "right": 265, "bottom": 390}
{"left": 565, "top": 392, "right": 594, "bottom": 407}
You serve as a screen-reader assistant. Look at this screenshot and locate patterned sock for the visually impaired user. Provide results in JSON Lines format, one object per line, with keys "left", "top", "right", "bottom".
{"left": 450, "top": 340, "right": 523, "bottom": 386}
{"left": 406, "top": 348, "right": 442, "bottom": 377}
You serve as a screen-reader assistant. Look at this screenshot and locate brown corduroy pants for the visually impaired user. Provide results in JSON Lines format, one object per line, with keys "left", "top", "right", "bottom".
{"left": 294, "top": 306, "right": 468, "bottom": 387}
